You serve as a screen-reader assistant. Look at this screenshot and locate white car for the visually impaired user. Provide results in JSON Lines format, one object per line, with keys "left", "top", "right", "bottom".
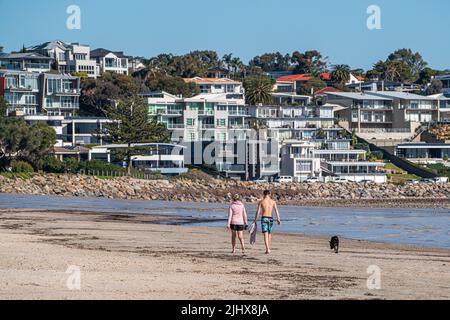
{"left": 333, "top": 177, "right": 349, "bottom": 183}
{"left": 305, "top": 177, "right": 320, "bottom": 183}
{"left": 274, "top": 176, "right": 293, "bottom": 183}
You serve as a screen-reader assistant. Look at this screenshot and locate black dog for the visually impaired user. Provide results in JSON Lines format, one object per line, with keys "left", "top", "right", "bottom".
{"left": 329, "top": 236, "right": 339, "bottom": 254}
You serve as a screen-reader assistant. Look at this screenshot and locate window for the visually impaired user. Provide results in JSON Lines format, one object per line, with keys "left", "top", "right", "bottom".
{"left": 186, "top": 132, "right": 196, "bottom": 141}
{"left": 296, "top": 160, "right": 312, "bottom": 173}
{"left": 61, "top": 96, "right": 74, "bottom": 108}
{"left": 6, "top": 76, "right": 18, "bottom": 88}
{"left": 46, "top": 97, "right": 53, "bottom": 108}
{"left": 4, "top": 92, "right": 19, "bottom": 105}
{"left": 47, "top": 79, "right": 60, "bottom": 93}
{"left": 186, "top": 118, "right": 196, "bottom": 127}
{"left": 24, "top": 95, "right": 36, "bottom": 105}
{"left": 216, "top": 119, "right": 226, "bottom": 127}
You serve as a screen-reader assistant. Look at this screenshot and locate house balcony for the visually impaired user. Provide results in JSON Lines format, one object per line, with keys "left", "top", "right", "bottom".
{"left": 166, "top": 124, "right": 185, "bottom": 129}
{"left": 216, "top": 163, "right": 246, "bottom": 173}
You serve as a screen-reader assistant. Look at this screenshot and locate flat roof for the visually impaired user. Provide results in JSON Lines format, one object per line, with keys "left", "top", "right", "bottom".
{"left": 326, "top": 92, "right": 392, "bottom": 101}
{"left": 369, "top": 91, "right": 437, "bottom": 100}
{"left": 97, "top": 143, "right": 186, "bottom": 149}
{"left": 327, "top": 161, "right": 385, "bottom": 166}
{"left": 397, "top": 143, "right": 450, "bottom": 149}
{"left": 313, "top": 149, "right": 366, "bottom": 154}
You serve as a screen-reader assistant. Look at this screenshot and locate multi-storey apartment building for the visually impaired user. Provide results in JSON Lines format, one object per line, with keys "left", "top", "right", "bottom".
{"left": 0, "top": 52, "right": 53, "bottom": 73}
{"left": 26, "top": 40, "right": 99, "bottom": 78}
{"left": 280, "top": 139, "right": 386, "bottom": 183}
{"left": 90, "top": 48, "right": 129, "bottom": 75}
{"left": 369, "top": 91, "right": 438, "bottom": 124}
{"left": 0, "top": 71, "right": 81, "bottom": 116}
{"left": 0, "top": 70, "right": 40, "bottom": 115}
{"left": 42, "top": 74, "right": 80, "bottom": 116}
{"left": 328, "top": 91, "right": 439, "bottom": 135}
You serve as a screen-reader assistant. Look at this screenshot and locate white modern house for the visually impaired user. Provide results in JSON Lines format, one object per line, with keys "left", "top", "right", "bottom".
{"left": 26, "top": 40, "right": 99, "bottom": 78}
{"left": 183, "top": 77, "right": 244, "bottom": 96}
{"left": 24, "top": 115, "right": 111, "bottom": 147}
{"left": 93, "top": 143, "right": 188, "bottom": 175}
{"left": 396, "top": 143, "right": 450, "bottom": 164}
{"left": 280, "top": 139, "right": 386, "bottom": 183}
{"left": 90, "top": 48, "right": 129, "bottom": 75}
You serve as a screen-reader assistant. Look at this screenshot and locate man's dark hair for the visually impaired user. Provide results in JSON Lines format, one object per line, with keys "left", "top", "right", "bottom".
{"left": 263, "top": 190, "right": 271, "bottom": 197}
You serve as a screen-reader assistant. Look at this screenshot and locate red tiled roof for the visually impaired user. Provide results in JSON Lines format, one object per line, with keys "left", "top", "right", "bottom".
{"left": 314, "top": 87, "right": 341, "bottom": 95}
{"left": 355, "top": 75, "right": 365, "bottom": 81}
{"left": 277, "top": 72, "right": 331, "bottom": 82}
{"left": 321, "top": 72, "right": 331, "bottom": 81}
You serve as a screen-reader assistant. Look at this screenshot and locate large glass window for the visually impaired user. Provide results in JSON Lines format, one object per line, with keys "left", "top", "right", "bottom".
{"left": 296, "top": 160, "right": 312, "bottom": 172}
{"left": 6, "top": 76, "right": 18, "bottom": 88}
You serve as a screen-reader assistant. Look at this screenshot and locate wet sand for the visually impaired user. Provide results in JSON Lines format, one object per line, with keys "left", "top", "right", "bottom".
{"left": 0, "top": 208, "right": 449, "bottom": 300}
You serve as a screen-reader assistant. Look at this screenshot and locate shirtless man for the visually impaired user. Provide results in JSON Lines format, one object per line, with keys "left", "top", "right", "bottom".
{"left": 253, "top": 190, "right": 281, "bottom": 254}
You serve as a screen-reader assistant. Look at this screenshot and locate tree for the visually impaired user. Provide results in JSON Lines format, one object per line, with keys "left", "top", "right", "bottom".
{"left": 426, "top": 80, "right": 443, "bottom": 95}
{"left": 243, "top": 76, "right": 274, "bottom": 105}
{"left": 248, "top": 52, "right": 291, "bottom": 72}
{"left": 297, "top": 77, "right": 327, "bottom": 96}
{"left": 367, "top": 49, "right": 428, "bottom": 83}
{"left": 80, "top": 72, "right": 138, "bottom": 116}
{"left": 0, "top": 118, "right": 56, "bottom": 168}
{"left": 139, "top": 71, "right": 199, "bottom": 97}
{"left": 0, "top": 96, "right": 7, "bottom": 117}
{"left": 370, "top": 60, "right": 411, "bottom": 82}
{"left": 416, "top": 67, "right": 445, "bottom": 85}
{"left": 291, "top": 50, "right": 327, "bottom": 75}
{"left": 103, "top": 96, "right": 170, "bottom": 174}
{"left": 331, "top": 64, "right": 351, "bottom": 85}
{"left": 388, "top": 48, "right": 427, "bottom": 81}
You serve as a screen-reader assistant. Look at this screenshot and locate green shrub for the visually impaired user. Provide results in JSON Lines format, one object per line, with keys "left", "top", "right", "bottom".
{"left": 78, "top": 160, "right": 125, "bottom": 173}
{"left": 38, "top": 157, "right": 65, "bottom": 173}
{"left": 10, "top": 160, "right": 34, "bottom": 173}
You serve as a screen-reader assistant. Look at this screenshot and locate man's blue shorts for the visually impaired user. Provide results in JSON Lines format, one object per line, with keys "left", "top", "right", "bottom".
{"left": 261, "top": 217, "right": 274, "bottom": 234}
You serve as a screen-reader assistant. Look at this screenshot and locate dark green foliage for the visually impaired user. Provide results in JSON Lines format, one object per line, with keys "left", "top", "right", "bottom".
{"left": 79, "top": 72, "right": 139, "bottom": 116}
{"left": 243, "top": 76, "right": 275, "bottom": 105}
{"left": 103, "top": 96, "right": 170, "bottom": 173}
{"left": 10, "top": 160, "right": 34, "bottom": 173}
{"left": 0, "top": 117, "right": 56, "bottom": 169}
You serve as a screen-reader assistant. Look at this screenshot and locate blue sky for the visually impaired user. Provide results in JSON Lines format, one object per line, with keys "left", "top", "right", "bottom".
{"left": 1, "top": 0, "right": 449, "bottom": 71}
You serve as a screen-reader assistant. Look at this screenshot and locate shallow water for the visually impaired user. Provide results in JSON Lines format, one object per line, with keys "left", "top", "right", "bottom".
{"left": 0, "top": 193, "right": 449, "bottom": 249}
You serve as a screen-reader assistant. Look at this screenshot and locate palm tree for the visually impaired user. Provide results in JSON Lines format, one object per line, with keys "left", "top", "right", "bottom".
{"left": 222, "top": 53, "right": 233, "bottom": 72}
{"left": 331, "top": 64, "right": 351, "bottom": 85}
{"left": 230, "top": 57, "right": 243, "bottom": 74}
{"left": 244, "top": 76, "right": 274, "bottom": 105}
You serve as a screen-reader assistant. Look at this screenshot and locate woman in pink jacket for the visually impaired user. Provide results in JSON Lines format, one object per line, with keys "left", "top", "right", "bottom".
{"left": 227, "top": 194, "right": 248, "bottom": 255}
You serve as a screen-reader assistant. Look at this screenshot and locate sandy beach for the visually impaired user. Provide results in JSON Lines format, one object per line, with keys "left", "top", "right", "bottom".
{"left": 0, "top": 208, "right": 449, "bottom": 300}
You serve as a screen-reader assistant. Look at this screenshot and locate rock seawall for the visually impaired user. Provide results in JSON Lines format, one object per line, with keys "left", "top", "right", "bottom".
{"left": 1, "top": 174, "right": 450, "bottom": 208}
